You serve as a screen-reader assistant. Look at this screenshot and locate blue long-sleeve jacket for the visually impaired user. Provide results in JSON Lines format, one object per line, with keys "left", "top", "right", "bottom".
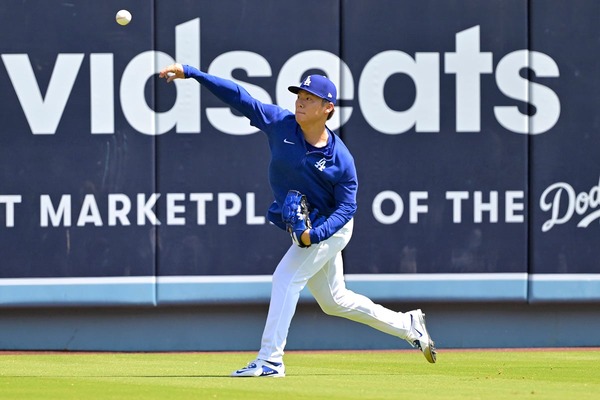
{"left": 183, "top": 65, "right": 358, "bottom": 244}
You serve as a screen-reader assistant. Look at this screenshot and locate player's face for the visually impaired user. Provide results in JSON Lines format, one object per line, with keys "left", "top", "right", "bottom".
{"left": 294, "top": 90, "right": 329, "bottom": 124}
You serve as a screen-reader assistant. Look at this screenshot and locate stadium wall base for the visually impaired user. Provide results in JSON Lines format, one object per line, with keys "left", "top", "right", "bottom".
{"left": 1, "top": 302, "right": 599, "bottom": 351}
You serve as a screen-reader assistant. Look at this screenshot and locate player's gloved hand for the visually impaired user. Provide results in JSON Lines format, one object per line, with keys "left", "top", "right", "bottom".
{"left": 282, "top": 190, "right": 312, "bottom": 248}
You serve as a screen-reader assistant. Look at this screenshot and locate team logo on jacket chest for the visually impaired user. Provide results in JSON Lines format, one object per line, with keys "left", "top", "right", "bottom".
{"left": 314, "top": 158, "right": 327, "bottom": 171}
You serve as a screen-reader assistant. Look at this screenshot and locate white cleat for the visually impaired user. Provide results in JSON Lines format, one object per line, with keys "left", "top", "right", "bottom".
{"left": 407, "top": 309, "right": 437, "bottom": 363}
{"left": 231, "top": 359, "right": 286, "bottom": 378}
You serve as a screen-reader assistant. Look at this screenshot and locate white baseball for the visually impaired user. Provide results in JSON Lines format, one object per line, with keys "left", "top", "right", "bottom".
{"left": 115, "top": 9, "right": 132, "bottom": 26}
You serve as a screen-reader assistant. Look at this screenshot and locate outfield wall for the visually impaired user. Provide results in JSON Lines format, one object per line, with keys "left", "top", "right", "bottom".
{"left": 0, "top": 1, "right": 599, "bottom": 350}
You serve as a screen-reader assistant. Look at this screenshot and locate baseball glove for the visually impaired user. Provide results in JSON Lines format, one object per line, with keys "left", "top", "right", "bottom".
{"left": 281, "top": 190, "right": 312, "bottom": 247}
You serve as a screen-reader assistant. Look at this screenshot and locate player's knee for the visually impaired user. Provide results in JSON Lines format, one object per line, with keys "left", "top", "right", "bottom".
{"left": 319, "top": 302, "right": 342, "bottom": 316}
{"left": 317, "top": 296, "right": 348, "bottom": 317}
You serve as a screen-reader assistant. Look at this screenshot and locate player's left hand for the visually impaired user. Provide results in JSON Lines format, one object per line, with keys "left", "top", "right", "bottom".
{"left": 282, "top": 190, "right": 312, "bottom": 248}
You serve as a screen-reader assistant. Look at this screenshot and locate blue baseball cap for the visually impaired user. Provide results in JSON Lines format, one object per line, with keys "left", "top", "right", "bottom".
{"left": 288, "top": 75, "right": 337, "bottom": 105}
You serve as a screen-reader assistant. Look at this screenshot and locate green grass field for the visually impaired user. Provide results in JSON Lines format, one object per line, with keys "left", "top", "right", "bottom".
{"left": 1, "top": 350, "right": 599, "bottom": 399}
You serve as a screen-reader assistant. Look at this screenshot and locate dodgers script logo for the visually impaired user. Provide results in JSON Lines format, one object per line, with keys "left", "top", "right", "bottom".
{"left": 539, "top": 177, "right": 600, "bottom": 232}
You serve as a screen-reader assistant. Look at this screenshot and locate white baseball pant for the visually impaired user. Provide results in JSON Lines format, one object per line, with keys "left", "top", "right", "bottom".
{"left": 257, "top": 218, "right": 414, "bottom": 363}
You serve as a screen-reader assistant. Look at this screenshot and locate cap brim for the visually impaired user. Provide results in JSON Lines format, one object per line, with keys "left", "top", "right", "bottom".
{"left": 288, "top": 86, "right": 331, "bottom": 102}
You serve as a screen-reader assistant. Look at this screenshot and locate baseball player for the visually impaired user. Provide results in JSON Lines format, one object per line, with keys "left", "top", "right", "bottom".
{"left": 159, "top": 63, "right": 437, "bottom": 378}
